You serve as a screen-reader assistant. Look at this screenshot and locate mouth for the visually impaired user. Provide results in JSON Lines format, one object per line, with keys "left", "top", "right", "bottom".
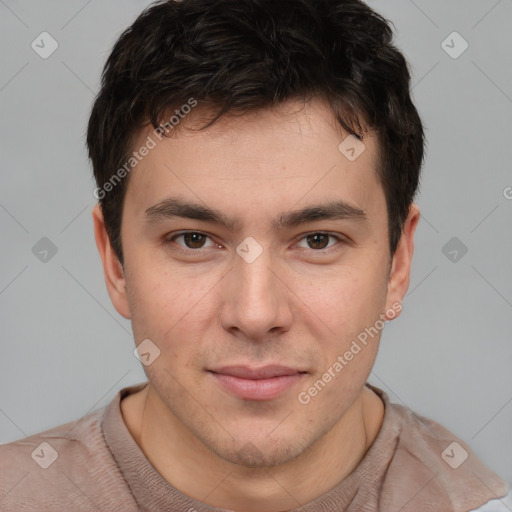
{"left": 207, "top": 365, "right": 308, "bottom": 401}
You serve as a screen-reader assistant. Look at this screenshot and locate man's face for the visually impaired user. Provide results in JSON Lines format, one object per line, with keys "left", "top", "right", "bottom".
{"left": 110, "top": 99, "right": 404, "bottom": 467}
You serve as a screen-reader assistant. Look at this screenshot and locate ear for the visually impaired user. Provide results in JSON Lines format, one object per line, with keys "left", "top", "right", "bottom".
{"left": 92, "top": 203, "right": 131, "bottom": 319}
{"left": 384, "top": 203, "right": 420, "bottom": 320}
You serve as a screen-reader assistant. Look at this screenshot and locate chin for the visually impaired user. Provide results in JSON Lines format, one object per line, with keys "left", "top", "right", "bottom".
{"left": 207, "top": 433, "right": 308, "bottom": 469}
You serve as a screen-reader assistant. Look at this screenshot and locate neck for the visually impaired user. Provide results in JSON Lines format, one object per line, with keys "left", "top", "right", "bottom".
{"left": 121, "top": 384, "right": 384, "bottom": 512}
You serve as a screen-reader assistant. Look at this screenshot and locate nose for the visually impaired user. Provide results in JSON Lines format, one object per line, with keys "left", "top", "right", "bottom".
{"left": 220, "top": 245, "right": 293, "bottom": 343}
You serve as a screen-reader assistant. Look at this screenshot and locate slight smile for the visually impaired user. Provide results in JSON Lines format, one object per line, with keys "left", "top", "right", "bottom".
{"left": 208, "top": 365, "right": 308, "bottom": 401}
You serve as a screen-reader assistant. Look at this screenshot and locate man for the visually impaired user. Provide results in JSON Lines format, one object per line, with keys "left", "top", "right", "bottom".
{"left": 1, "top": 0, "right": 510, "bottom": 510}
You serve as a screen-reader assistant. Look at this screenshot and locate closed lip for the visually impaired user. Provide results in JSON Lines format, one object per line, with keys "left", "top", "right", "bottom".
{"left": 208, "top": 365, "right": 307, "bottom": 380}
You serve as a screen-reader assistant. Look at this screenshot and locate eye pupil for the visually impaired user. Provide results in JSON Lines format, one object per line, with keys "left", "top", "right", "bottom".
{"left": 184, "top": 233, "right": 206, "bottom": 249}
{"left": 307, "top": 233, "right": 329, "bottom": 250}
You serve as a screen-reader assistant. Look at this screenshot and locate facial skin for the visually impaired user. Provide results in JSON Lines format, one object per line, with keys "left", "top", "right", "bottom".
{"left": 93, "top": 98, "right": 419, "bottom": 511}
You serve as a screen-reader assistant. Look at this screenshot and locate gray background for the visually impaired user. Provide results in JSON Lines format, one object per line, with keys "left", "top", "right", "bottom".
{"left": 1, "top": 0, "right": 511, "bottom": 486}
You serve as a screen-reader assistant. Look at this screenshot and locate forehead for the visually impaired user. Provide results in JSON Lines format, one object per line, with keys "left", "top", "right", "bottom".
{"left": 124, "top": 99, "right": 383, "bottom": 222}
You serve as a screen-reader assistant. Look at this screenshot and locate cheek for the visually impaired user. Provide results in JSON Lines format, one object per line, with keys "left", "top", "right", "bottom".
{"left": 294, "top": 269, "right": 388, "bottom": 395}
{"left": 125, "top": 263, "right": 181, "bottom": 339}
{"left": 126, "top": 262, "right": 220, "bottom": 361}
{"left": 298, "top": 266, "right": 387, "bottom": 333}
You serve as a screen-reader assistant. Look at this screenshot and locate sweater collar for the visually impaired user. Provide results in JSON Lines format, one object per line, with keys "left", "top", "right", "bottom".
{"left": 101, "top": 381, "right": 507, "bottom": 512}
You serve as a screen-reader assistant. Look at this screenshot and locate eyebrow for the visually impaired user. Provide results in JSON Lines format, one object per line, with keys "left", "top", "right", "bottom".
{"left": 144, "top": 197, "right": 368, "bottom": 231}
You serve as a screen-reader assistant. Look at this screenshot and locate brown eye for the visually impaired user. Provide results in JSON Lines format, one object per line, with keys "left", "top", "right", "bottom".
{"left": 182, "top": 232, "right": 207, "bottom": 249}
{"left": 296, "top": 232, "right": 341, "bottom": 251}
{"left": 306, "top": 233, "right": 330, "bottom": 250}
{"left": 168, "top": 232, "right": 215, "bottom": 250}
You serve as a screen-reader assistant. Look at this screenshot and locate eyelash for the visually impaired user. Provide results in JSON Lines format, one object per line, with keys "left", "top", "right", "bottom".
{"left": 166, "top": 231, "right": 345, "bottom": 254}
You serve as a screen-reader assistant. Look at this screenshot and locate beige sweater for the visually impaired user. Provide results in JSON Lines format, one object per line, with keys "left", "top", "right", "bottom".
{"left": 0, "top": 383, "right": 508, "bottom": 511}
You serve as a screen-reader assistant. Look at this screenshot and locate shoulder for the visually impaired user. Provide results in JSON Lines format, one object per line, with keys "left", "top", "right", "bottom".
{"left": 380, "top": 395, "right": 509, "bottom": 512}
{"left": 0, "top": 405, "right": 136, "bottom": 512}
{"left": 469, "top": 490, "right": 512, "bottom": 511}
